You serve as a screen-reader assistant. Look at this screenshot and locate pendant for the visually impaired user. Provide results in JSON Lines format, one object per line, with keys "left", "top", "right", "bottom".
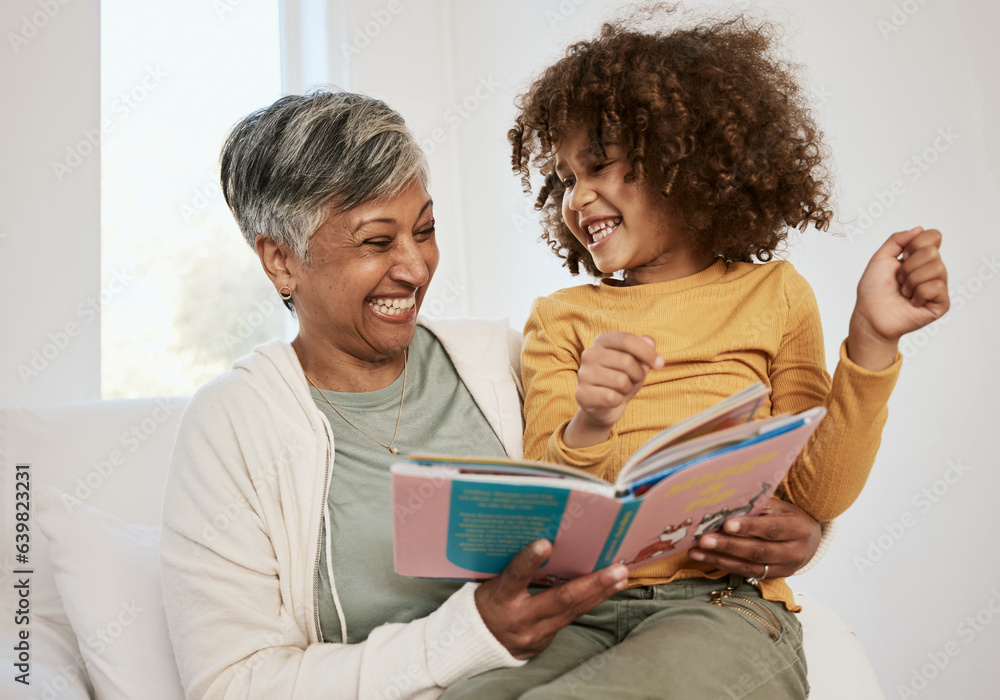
{"left": 389, "top": 446, "right": 399, "bottom": 455}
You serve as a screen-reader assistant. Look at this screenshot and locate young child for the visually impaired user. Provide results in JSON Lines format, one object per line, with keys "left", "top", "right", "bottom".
{"left": 459, "top": 9, "right": 946, "bottom": 699}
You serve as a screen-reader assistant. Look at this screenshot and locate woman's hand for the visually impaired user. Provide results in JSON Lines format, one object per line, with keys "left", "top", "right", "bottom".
{"left": 688, "top": 498, "right": 822, "bottom": 579}
{"left": 848, "top": 226, "right": 949, "bottom": 371}
{"left": 564, "top": 332, "right": 664, "bottom": 448}
{"left": 474, "top": 540, "right": 628, "bottom": 660}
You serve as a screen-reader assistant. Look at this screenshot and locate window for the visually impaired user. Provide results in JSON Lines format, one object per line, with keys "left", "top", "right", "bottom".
{"left": 101, "top": 0, "right": 286, "bottom": 398}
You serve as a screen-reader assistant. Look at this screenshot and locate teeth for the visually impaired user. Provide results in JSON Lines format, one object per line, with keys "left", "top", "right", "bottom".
{"left": 587, "top": 218, "right": 621, "bottom": 242}
{"left": 368, "top": 296, "right": 415, "bottom": 315}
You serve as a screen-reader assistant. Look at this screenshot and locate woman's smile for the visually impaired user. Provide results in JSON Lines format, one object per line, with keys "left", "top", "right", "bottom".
{"left": 366, "top": 294, "right": 417, "bottom": 320}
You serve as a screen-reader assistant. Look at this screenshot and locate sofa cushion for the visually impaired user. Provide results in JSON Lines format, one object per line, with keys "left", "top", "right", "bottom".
{"left": 0, "top": 398, "right": 187, "bottom": 699}
{"left": 35, "top": 487, "right": 184, "bottom": 700}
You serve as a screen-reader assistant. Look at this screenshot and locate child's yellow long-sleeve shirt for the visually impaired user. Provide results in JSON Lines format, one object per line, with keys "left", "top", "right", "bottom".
{"left": 522, "top": 259, "right": 901, "bottom": 609}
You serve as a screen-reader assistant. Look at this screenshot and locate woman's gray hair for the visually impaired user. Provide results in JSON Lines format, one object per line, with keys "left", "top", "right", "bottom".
{"left": 220, "top": 90, "right": 428, "bottom": 260}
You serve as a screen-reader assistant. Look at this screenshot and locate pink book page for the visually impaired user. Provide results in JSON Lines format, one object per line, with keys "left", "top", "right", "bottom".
{"left": 611, "top": 421, "right": 818, "bottom": 570}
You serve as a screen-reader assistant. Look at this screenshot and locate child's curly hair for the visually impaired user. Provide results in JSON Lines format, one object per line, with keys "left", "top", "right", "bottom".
{"left": 509, "top": 5, "right": 834, "bottom": 277}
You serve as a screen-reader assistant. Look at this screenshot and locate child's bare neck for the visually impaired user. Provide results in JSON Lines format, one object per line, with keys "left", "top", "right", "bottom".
{"left": 622, "top": 251, "right": 717, "bottom": 286}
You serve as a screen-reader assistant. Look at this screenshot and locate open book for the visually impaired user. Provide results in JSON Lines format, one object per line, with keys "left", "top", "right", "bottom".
{"left": 391, "top": 383, "right": 824, "bottom": 583}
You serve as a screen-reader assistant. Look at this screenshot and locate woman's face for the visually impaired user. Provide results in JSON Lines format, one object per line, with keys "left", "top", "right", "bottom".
{"left": 289, "top": 177, "right": 439, "bottom": 364}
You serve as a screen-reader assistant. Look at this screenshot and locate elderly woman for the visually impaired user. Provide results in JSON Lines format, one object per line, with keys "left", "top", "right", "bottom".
{"left": 160, "top": 90, "right": 824, "bottom": 699}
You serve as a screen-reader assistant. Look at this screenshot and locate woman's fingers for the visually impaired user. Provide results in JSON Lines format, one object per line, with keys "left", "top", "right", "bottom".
{"left": 688, "top": 498, "right": 822, "bottom": 578}
{"left": 722, "top": 498, "right": 815, "bottom": 542}
{"left": 493, "top": 539, "right": 551, "bottom": 598}
{"left": 693, "top": 534, "right": 799, "bottom": 577}
{"left": 690, "top": 546, "right": 792, "bottom": 579}
{"left": 475, "top": 540, "right": 553, "bottom": 658}
{"left": 532, "top": 564, "right": 628, "bottom": 626}
{"left": 475, "top": 541, "right": 628, "bottom": 659}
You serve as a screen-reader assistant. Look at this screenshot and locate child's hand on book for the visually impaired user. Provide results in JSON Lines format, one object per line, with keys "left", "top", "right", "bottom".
{"left": 848, "top": 226, "right": 949, "bottom": 371}
{"left": 564, "top": 332, "right": 665, "bottom": 448}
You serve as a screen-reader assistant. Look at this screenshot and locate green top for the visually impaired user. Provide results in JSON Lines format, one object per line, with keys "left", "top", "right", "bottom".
{"left": 312, "top": 326, "right": 508, "bottom": 643}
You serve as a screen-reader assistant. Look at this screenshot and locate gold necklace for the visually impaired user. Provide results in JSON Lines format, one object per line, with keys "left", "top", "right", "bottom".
{"left": 303, "top": 350, "right": 407, "bottom": 455}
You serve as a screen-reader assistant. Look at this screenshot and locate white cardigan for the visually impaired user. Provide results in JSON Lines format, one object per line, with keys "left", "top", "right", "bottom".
{"left": 160, "top": 318, "right": 527, "bottom": 700}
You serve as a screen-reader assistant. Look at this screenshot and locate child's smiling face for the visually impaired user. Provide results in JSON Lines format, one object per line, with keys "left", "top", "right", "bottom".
{"left": 553, "top": 127, "right": 712, "bottom": 284}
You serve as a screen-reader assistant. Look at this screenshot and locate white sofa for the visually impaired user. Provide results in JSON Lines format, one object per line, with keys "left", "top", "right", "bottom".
{"left": 0, "top": 398, "right": 886, "bottom": 699}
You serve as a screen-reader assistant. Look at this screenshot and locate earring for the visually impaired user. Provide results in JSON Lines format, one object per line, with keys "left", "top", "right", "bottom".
{"left": 278, "top": 286, "right": 293, "bottom": 300}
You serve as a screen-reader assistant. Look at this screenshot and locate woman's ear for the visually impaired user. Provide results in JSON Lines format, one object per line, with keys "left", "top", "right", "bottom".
{"left": 255, "top": 235, "right": 297, "bottom": 293}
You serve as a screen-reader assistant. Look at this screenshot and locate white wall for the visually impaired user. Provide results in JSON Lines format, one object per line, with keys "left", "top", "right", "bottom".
{"left": 327, "top": 1, "right": 998, "bottom": 698}
{"left": 1, "top": 0, "right": 101, "bottom": 406}
{"left": 3, "top": 0, "right": 997, "bottom": 696}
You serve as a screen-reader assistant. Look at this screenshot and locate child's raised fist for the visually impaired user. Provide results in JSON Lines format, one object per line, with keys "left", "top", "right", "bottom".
{"left": 848, "top": 227, "right": 949, "bottom": 370}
